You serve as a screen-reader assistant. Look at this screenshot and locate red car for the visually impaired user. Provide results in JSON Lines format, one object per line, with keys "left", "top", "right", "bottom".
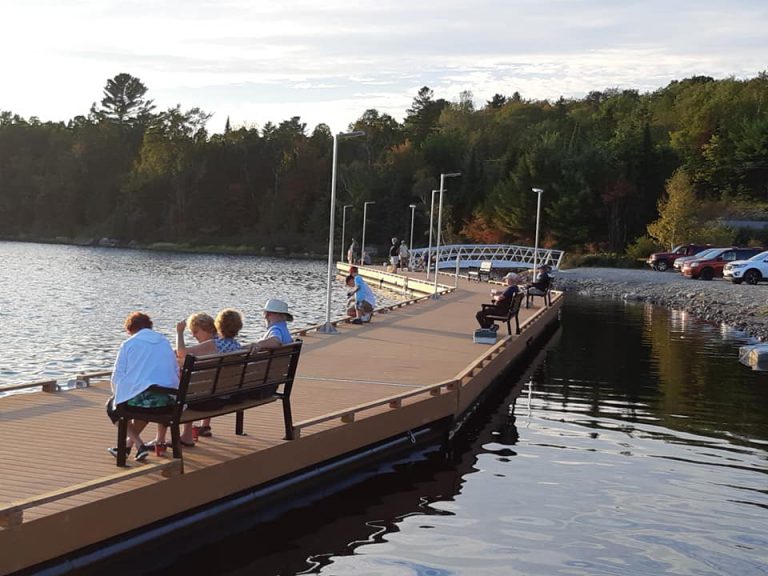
{"left": 681, "top": 247, "right": 764, "bottom": 280}
{"left": 647, "top": 244, "right": 710, "bottom": 271}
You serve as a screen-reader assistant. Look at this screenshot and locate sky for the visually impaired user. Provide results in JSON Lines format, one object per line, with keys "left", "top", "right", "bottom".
{"left": 1, "top": 0, "right": 766, "bottom": 134}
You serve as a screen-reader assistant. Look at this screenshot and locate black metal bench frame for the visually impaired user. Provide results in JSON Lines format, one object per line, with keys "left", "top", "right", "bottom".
{"left": 112, "top": 341, "right": 303, "bottom": 467}
{"left": 481, "top": 292, "right": 524, "bottom": 335}
{"left": 525, "top": 283, "right": 552, "bottom": 308}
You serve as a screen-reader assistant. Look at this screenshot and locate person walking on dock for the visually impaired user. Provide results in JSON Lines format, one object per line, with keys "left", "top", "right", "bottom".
{"left": 106, "top": 312, "right": 179, "bottom": 461}
{"left": 399, "top": 241, "right": 410, "bottom": 271}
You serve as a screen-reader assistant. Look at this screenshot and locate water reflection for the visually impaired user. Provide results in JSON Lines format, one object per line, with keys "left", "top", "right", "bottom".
{"left": 0, "top": 242, "right": 402, "bottom": 387}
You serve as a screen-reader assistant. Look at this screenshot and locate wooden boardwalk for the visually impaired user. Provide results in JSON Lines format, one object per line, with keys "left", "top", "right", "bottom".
{"left": 0, "top": 269, "right": 561, "bottom": 575}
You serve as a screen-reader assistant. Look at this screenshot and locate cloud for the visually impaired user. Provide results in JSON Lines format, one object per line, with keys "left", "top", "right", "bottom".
{"left": 1, "top": 0, "right": 766, "bottom": 131}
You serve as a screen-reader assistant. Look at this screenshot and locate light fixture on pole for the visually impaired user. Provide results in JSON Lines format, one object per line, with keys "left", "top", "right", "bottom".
{"left": 408, "top": 203, "right": 417, "bottom": 269}
{"left": 432, "top": 172, "right": 462, "bottom": 299}
{"left": 361, "top": 201, "right": 375, "bottom": 267}
{"left": 532, "top": 187, "right": 544, "bottom": 277}
{"left": 319, "top": 130, "right": 365, "bottom": 334}
{"left": 340, "top": 204, "right": 353, "bottom": 262}
{"left": 426, "top": 190, "right": 439, "bottom": 280}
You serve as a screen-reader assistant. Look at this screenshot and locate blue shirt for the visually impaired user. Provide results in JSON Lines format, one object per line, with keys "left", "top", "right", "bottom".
{"left": 263, "top": 321, "right": 293, "bottom": 345}
{"left": 214, "top": 336, "right": 242, "bottom": 353}
{"left": 354, "top": 275, "right": 377, "bottom": 307}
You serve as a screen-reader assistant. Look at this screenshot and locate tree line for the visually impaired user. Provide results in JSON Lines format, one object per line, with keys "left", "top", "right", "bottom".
{"left": 1, "top": 72, "right": 767, "bottom": 256}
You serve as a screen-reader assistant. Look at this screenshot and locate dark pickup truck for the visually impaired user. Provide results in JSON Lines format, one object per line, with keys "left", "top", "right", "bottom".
{"left": 646, "top": 244, "right": 710, "bottom": 272}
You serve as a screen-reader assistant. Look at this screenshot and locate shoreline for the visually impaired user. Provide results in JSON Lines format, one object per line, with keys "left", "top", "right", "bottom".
{"left": 556, "top": 267, "right": 768, "bottom": 342}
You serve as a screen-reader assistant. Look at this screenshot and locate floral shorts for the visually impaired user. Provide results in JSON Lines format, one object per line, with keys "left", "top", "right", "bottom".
{"left": 126, "top": 389, "right": 175, "bottom": 408}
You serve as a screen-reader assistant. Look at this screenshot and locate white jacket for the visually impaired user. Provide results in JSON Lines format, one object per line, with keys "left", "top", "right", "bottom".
{"left": 111, "top": 328, "right": 179, "bottom": 406}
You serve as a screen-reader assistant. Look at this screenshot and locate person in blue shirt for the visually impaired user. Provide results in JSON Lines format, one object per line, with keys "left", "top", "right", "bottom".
{"left": 346, "top": 273, "right": 376, "bottom": 324}
{"left": 254, "top": 299, "right": 294, "bottom": 349}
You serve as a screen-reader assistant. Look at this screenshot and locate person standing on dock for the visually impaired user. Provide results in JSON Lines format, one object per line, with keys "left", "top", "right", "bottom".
{"left": 476, "top": 273, "right": 521, "bottom": 331}
{"left": 347, "top": 238, "right": 359, "bottom": 265}
{"left": 389, "top": 237, "right": 400, "bottom": 273}
{"left": 106, "top": 312, "right": 179, "bottom": 461}
{"left": 399, "top": 241, "right": 410, "bottom": 271}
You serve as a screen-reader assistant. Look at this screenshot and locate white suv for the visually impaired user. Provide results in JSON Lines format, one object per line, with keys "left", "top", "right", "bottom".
{"left": 723, "top": 250, "right": 768, "bottom": 284}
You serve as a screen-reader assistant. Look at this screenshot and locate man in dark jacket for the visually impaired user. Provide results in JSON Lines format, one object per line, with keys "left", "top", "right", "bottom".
{"left": 476, "top": 273, "right": 521, "bottom": 330}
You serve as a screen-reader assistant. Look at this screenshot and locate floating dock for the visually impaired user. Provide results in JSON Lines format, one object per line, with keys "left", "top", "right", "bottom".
{"left": 0, "top": 267, "right": 561, "bottom": 575}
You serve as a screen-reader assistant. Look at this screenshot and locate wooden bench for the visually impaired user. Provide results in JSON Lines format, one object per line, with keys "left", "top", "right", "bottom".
{"left": 468, "top": 261, "right": 493, "bottom": 282}
{"left": 112, "top": 341, "right": 303, "bottom": 467}
{"left": 480, "top": 292, "right": 524, "bottom": 335}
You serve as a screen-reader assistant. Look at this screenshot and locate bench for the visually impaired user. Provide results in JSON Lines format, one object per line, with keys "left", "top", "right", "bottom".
{"left": 112, "top": 341, "right": 303, "bottom": 467}
{"left": 480, "top": 292, "right": 524, "bottom": 335}
{"left": 468, "top": 261, "right": 493, "bottom": 282}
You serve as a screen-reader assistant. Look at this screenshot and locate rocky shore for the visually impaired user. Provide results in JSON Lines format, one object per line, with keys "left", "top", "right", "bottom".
{"left": 555, "top": 267, "right": 768, "bottom": 341}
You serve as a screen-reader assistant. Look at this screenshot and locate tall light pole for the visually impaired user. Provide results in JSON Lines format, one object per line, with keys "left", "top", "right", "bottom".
{"left": 361, "top": 201, "right": 375, "bottom": 266}
{"left": 340, "top": 204, "right": 353, "bottom": 262}
{"left": 432, "top": 172, "right": 461, "bottom": 299}
{"left": 319, "top": 130, "right": 365, "bottom": 334}
{"left": 408, "top": 203, "right": 417, "bottom": 269}
{"left": 426, "top": 190, "right": 439, "bottom": 280}
{"left": 532, "top": 187, "right": 544, "bottom": 277}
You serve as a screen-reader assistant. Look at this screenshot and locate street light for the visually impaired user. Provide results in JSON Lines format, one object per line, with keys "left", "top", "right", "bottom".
{"left": 432, "top": 172, "right": 462, "bottom": 299}
{"left": 340, "top": 204, "right": 353, "bottom": 262}
{"left": 319, "top": 130, "right": 365, "bottom": 334}
{"left": 408, "top": 203, "right": 417, "bottom": 270}
{"left": 532, "top": 187, "right": 544, "bottom": 277}
{"left": 426, "top": 190, "right": 439, "bottom": 280}
{"left": 361, "top": 201, "right": 375, "bottom": 266}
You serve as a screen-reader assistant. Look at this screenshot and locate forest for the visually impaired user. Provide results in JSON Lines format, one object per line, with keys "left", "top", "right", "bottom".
{"left": 1, "top": 72, "right": 767, "bottom": 258}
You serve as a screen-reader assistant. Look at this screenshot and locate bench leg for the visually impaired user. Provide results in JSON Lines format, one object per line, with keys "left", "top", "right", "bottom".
{"left": 515, "top": 314, "right": 520, "bottom": 335}
{"left": 505, "top": 319, "right": 512, "bottom": 335}
{"left": 117, "top": 419, "right": 128, "bottom": 467}
{"left": 170, "top": 424, "right": 182, "bottom": 459}
{"left": 235, "top": 411, "right": 245, "bottom": 435}
{"left": 282, "top": 398, "right": 295, "bottom": 440}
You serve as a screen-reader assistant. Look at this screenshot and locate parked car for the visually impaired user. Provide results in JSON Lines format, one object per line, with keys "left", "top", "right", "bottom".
{"left": 723, "top": 250, "right": 768, "bottom": 284}
{"left": 647, "top": 244, "right": 710, "bottom": 271}
{"left": 673, "top": 247, "right": 723, "bottom": 272}
{"left": 681, "top": 247, "right": 764, "bottom": 280}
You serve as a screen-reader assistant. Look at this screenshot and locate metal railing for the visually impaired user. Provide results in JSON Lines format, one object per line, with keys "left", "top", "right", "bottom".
{"left": 410, "top": 243, "right": 565, "bottom": 271}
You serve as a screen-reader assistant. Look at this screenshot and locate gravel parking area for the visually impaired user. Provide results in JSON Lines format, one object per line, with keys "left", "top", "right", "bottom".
{"left": 555, "top": 267, "right": 768, "bottom": 341}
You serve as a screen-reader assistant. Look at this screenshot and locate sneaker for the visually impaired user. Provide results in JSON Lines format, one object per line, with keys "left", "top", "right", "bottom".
{"left": 490, "top": 324, "right": 500, "bottom": 332}
{"left": 134, "top": 445, "right": 150, "bottom": 461}
{"left": 351, "top": 318, "right": 363, "bottom": 325}
{"left": 108, "top": 446, "right": 131, "bottom": 458}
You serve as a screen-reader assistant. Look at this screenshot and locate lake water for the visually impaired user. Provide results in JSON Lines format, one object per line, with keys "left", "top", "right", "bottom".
{"left": 5, "top": 244, "right": 768, "bottom": 575}
{"left": 0, "top": 241, "right": 400, "bottom": 387}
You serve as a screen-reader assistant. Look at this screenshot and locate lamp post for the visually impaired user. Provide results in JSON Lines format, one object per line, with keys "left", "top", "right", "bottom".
{"left": 361, "top": 201, "right": 375, "bottom": 266}
{"left": 409, "top": 203, "right": 417, "bottom": 269}
{"left": 432, "top": 172, "right": 461, "bottom": 299}
{"left": 426, "top": 190, "right": 439, "bottom": 280}
{"left": 340, "top": 204, "right": 353, "bottom": 262}
{"left": 532, "top": 187, "right": 544, "bottom": 276}
{"left": 319, "top": 130, "right": 365, "bottom": 334}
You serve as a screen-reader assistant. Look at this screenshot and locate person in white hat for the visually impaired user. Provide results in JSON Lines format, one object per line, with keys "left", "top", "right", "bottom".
{"left": 476, "top": 272, "right": 522, "bottom": 331}
{"left": 253, "top": 299, "right": 294, "bottom": 350}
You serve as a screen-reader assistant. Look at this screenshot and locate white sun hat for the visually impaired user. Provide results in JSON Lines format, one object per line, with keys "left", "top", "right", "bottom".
{"left": 263, "top": 299, "right": 294, "bottom": 322}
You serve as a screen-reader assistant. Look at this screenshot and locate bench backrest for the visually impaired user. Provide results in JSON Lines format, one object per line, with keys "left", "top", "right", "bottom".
{"left": 509, "top": 292, "right": 524, "bottom": 316}
{"left": 179, "top": 340, "right": 303, "bottom": 403}
{"left": 479, "top": 261, "right": 493, "bottom": 272}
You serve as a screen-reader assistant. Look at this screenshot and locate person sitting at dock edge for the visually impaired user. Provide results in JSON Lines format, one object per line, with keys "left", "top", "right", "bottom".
{"left": 345, "top": 273, "right": 376, "bottom": 324}
{"left": 252, "top": 299, "right": 294, "bottom": 350}
{"left": 476, "top": 273, "right": 521, "bottom": 332}
{"left": 106, "top": 312, "right": 179, "bottom": 461}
